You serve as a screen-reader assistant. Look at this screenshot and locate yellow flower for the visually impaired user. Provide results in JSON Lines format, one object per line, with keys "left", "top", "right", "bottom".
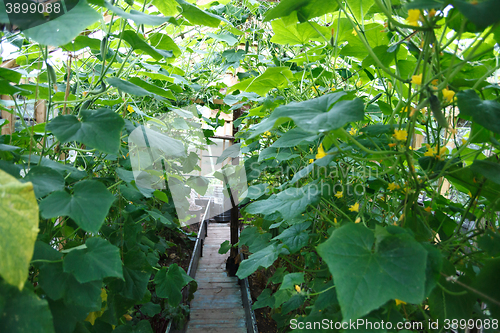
{"left": 334, "top": 191, "right": 343, "bottom": 199}
{"left": 393, "top": 129, "right": 408, "bottom": 141}
{"left": 309, "top": 159, "right": 314, "bottom": 164}
{"left": 428, "top": 9, "right": 437, "bottom": 18}
{"left": 461, "top": 138, "right": 467, "bottom": 145}
{"left": 387, "top": 183, "right": 400, "bottom": 191}
{"left": 355, "top": 217, "right": 361, "bottom": 223}
{"left": 409, "top": 107, "right": 417, "bottom": 117}
{"left": 395, "top": 299, "right": 407, "bottom": 306}
{"left": 349, "top": 128, "right": 358, "bottom": 136}
{"left": 411, "top": 74, "right": 422, "bottom": 85}
{"left": 263, "top": 131, "right": 271, "bottom": 138}
{"left": 349, "top": 202, "right": 360, "bottom": 213}
{"left": 316, "top": 143, "right": 327, "bottom": 160}
{"left": 424, "top": 144, "right": 447, "bottom": 159}
{"left": 409, "top": 146, "right": 413, "bottom": 150}
{"left": 442, "top": 88, "right": 455, "bottom": 102}
{"left": 334, "top": 218, "right": 338, "bottom": 223}
{"left": 407, "top": 9, "right": 421, "bottom": 26}
{"left": 127, "top": 105, "right": 134, "bottom": 113}
{"left": 388, "top": 143, "right": 397, "bottom": 148}
{"left": 295, "top": 285, "right": 301, "bottom": 293}
{"left": 424, "top": 206, "right": 432, "bottom": 213}
{"left": 431, "top": 79, "right": 439, "bottom": 85}
{"left": 352, "top": 28, "right": 358, "bottom": 36}
{"left": 356, "top": 80, "right": 362, "bottom": 87}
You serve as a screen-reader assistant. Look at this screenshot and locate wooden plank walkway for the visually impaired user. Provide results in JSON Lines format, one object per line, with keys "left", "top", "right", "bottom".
{"left": 186, "top": 223, "right": 247, "bottom": 333}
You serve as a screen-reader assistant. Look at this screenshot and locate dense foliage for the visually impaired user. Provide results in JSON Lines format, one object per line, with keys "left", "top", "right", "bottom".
{"left": 1, "top": 0, "right": 500, "bottom": 332}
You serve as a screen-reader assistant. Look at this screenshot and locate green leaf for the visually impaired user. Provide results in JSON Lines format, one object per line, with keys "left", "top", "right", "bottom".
{"left": 107, "top": 77, "right": 160, "bottom": 99}
{"left": 128, "top": 77, "right": 176, "bottom": 100}
{"left": 216, "top": 143, "right": 241, "bottom": 164}
{"left": 270, "top": 19, "right": 327, "bottom": 45}
{"left": 317, "top": 224, "right": 427, "bottom": 321}
{"left": 470, "top": 160, "right": 500, "bottom": 185}
{"left": 140, "top": 302, "right": 161, "bottom": 317}
{"left": 228, "top": 67, "right": 294, "bottom": 96}
{"left": 273, "top": 222, "right": 311, "bottom": 254}
{"left": 23, "top": 166, "right": 65, "bottom": 198}
{"left": 105, "top": 2, "right": 176, "bottom": 26}
{"left": 39, "top": 180, "right": 115, "bottom": 234}
{"left": 271, "top": 128, "right": 319, "bottom": 148}
{"left": 152, "top": 0, "right": 179, "bottom": 16}
{"left": 0, "top": 170, "right": 39, "bottom": 290}
{"left": 46, "top": 109, "right": 125, "bottom": 154}
{"left": 63, "top": 237, "right": 123, "bottom": 283}
{"left": 62, "top": 35, "right": 101, "bottom": 52}
{"left": 249, "top": 92, "right": 364, "bottom": 138}
{"left": 206, "top": 32, "right": 238, "bottom": 46}
{"left": 347, "top": 0, "right": 375, "bottom": 22}
{"left": 149, "top": 33, "right": 182, "bottom": 58}
{"left": 473, "top": 258, "right": 500, "bottom": 318}
{"left": 246, "top": 183, "right": 321, "bottom": 220}
{"left": 218, "top": 240, "right": 231, "bottom": 254}
{"left": 252, "top": 289, "right": 274, "bottom": 310}
{"left": 454, "top": 0, "right": 500, "bottom": 30}
{"left": 108, "top": 249, "right": 151, "bottom": 300}
{"left": 281, "top": 294, "right": 306, "bottom": 314}
{"left": 154, "top": 264, "right": 193, "bottom": 307}
{"left": 236, "top": 243, "right": 283, "bottom": 279}
{"left": 121, "top": 30, "right": 172, "bottom": 60}
{"left": 478, "top": 230, "right": 500, "bottom": 257}
{"left": 0, "top": 67, "right": 22, "bottom": 84}
{"left": 23, "top": 0, "right": 101, "bottom": 46}
{"left": 0, "top": 281, "right": 55, "bottom": 333}
{"left": 38, "top": 262, "right": 102, "bottom": 313}
{"left": 175, "top": 0, "right": 226, "bottom": 27}
{"left": 457, "top": 90, "right": 500, "bottom": 135}
{"left": 113, "top": 320, "right": 154, "bottom": 333}
{"left": 264, "top": 0, "right": 339, "bottom": 23}
{"left": 280, "top": 272, "right": 304, "bottom": 290}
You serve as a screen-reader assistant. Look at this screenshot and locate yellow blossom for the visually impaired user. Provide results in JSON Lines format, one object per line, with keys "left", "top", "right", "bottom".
{"left": 349, "top": 202, "right": 360, "bottom": 213}
{"left": 349, "top": 128, "right": 358, "bottom": 135}
{"left": 388, "top": 143, "right": 397, "bottom": 148}
{"left": 424, "top": 206, "right": 432, "bottom": 213}
{"left": 411, "top": 74, "right": 422, "bottom": 85}
{"left": 387, "top": 183, "right": 400, "bottom": 191}
{"left": 334, "top": 218, "right": 338, "bottom": 223}
{"left": 409, "top": 146, "right": 413, "bottom": 150}
{"left": 334, "top": 191, "right": 343, "bottom": 199}
{"left": 316, "top": 143, "right": 327, "bottom": 160}
{"left": 428, "top": 9, "right": 437, "bottom": 18}
{"left": 431, "top": 79, "right": 439, "bottom": 85}
{"left": 355, "top": 217, "right": 361, "bottom": 223}
{"left": 424, "top": 144, "right": 447, "bottom": 159}
{"left": 395, "top": 299, "right": 407, "bottom": 306}
{"left": 461, "top": 138, "right": 467, "bottom": 145}
{"left": 442, "top": 88, "right": 455, "bottom": 102}
{"left": 356, "top": 80, "right": 362, "bottom": 87}
{"left": 393, "top": 129, "right": 408, "bottom": 141}
{"left": 352, "top": 28, "right": 358, "bottom": 36}
{"left": 263, "top": 131, "right": 271, "bottom": 138}
{"left": 407, "top": 9, "right": 421, "bottom": 26}
{"left": 448, "top": 128, "right": 457, "bottom": 137}
{"left": 295, "top": 285, "right": 301, "bottom": 293}
{"left": 127, "top": 105, "right": 134, "bottom": 113}
{"left": 409, "top": 107, "right": 417, "bottom": 117}
{"left": 309, "top": 159, "right": 314, "bottom": 164}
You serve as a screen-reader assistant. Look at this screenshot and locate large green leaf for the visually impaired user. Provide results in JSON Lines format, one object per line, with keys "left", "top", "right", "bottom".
{"left": 23, "top": 0, "right": 101, "bottom": 46}
{"left": 152, "top": 0, "right": 180, "bottom": 16}
{"left": 128, "top": 77, "right": 176, "bottom": 100}
{"left": 38, "top": 262, "right": 102, "bottom": 313}
{"left": 62, "top": 35, "right": 101, "bottom": 52}
{"left": 175, "top": 0, "right": 226, "bottom": 27}
{"left": 105, "top": 2, "right": 176, "bottom": 26}
{"left": 0, "top": 67, "right": 22, "bottom": 84}
{"left": 270, "top": 19, "right": 328, "bottom": 45}
{"left": 23, "top": 166, "right": 65, "bottom": 198}
{"left": 271, "top": 128, "right": 319, "bottom": 148}
{"left": 249, "top": 92, "right": 364, "bottom": 138}
{"left": 473, "top": 258, "right": 500, "bottom": 318}
{"left": 121, "top": 31, "right": 172, "bottom": 60}
{"left": 107, "top": 77, "right": 166, "bottom": 101}
{"left": 317, "top": 224, "right": 427, "bottom": 321}
{"left": 108, "top": 249, "right": 151, "bottom": 301}
{"left": 454, "top": 0, "right": 500, "bottom": 30}
{"left": 236, "top": 243, "right": 284, "bottom": 279}
{"left": 46, "top": 109, "right": 124, "bottom": 154}
{"left": 264, "top": 0, "right": 339, "bottom": 23}
{"left": 470, "top": 160, "right": 500, "bottom": 185}
{"left": 245, "top": 183, "right": 321, "bottom": 220}
{"left": 149, "top": 33, "right": 181, "bottom": 58}
{"left": 39, "top": 180, "right": 115, "bottom": 234}
{"left": 63, "top": 237, "right": 123, "bottom": 283}
{"left": 228, "top": 67, "right": 294, "bottom": 96}
{"left": 0, "top": 170, "right": 39, "bottom": 290}
{"left": 154, "top": 264, "right": 193, "bottom": 307}
{"left": 273, "top": 221, "right": 311, "bottom": 254}
{"left": 0, "top": 281, "right": 55, "bottom": 333}
{"left": 457, "top": 90, "right": 500, "bottom": 135}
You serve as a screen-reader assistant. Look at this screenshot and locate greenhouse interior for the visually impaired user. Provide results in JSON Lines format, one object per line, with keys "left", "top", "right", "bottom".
{"left": 1, "top": 0, "right": 500, "bottom": 332}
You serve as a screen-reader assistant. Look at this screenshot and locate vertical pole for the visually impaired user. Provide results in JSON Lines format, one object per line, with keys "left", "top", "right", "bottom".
{"left": 227, "top": 108, "right": 242, "bottom": 276}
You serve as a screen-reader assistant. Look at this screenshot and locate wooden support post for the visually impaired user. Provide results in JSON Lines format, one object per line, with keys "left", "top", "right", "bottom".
{"left": 1, "top": 96, "right": 15, "bottom": 135}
